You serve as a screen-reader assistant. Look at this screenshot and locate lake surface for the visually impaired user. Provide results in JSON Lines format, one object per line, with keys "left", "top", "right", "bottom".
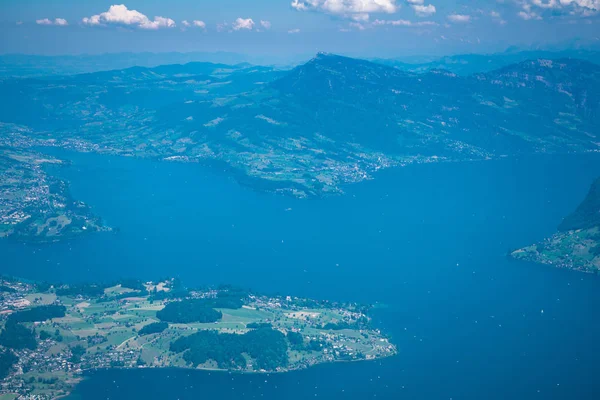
{"left": 2, "top": 151, "right": 600, "bottom": 399}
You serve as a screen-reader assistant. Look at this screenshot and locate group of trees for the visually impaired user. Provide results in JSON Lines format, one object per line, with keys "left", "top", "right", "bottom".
{"left": 0, "top": 285, "right": 16, "bottom": 293}
{"left": 0, "top": 304, "right": 70, "bottom": 351}
{"left": 286, "top": 331, "right": 304, "bottom": 348}
{"left": 285, "top": 332, "right": 327, "bottom": 353}
{"left": 170, "top": 328, "right": 289, "bottom": 371}
{"left": 117, "top": 279, "right": 146, "bottom": 292}
{"left": 0, "top": 320, "right": 37, "bottom": 350}
{"left": 320, "top": 321, "right": 355, "bottom": 330}
{"left": 200, "top": 296, "right": 243, "bottom": 309}
{"left": 246, "top": 322, "right": 272, "bottom": 329}
{"left": 211, "top": 288, "right": 247, "bottom": 308}
{"left": 156, "top": 289, "right": 249, "bottom": 323}
{"left": 156, "top": 299, "right": 223, "bottom": 323}
{"left": 69, "top": 345, "right": 86, "bottom": 363}
{"left": 0, "top": 349, "right": 18, "bottom": 380}
{"left": 86, "top": 333, "right": 107, "bottom": 346}
{"left": 8, "top": 305, "right": 66, "bottom": 323}
{"left": 139, "top": 321, "right": 168, "bottom": 336}
{"left": 39, "top": 330, "right": 52, "bottom": 341}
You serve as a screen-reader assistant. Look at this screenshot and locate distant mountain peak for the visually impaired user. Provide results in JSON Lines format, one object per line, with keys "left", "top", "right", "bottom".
{"left": 308, "top": 52, "right": 360, "bottom": 65}
{"left": 272, "top": 53, "right": 408, "bottom": 95}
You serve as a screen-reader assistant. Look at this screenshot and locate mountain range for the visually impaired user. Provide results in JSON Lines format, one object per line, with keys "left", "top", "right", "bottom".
{"left": 2, "top": 49, "right": 599, "bottom": 78}
{"left": 372, "top": 49, "right": 600, "bottom": 76}
{"left": 1, "top": 52, "right": 599, "bottom": 197}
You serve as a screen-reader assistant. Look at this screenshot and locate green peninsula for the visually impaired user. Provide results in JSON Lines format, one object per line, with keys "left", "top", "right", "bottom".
{"left": 0, "top": 277, "right": 397, "bottom": 399}
{"left": 511, "top": 177, "right": 600, "bottom": 274}
{"left": 0, "top": 142, "right": 109, "bottom": 243}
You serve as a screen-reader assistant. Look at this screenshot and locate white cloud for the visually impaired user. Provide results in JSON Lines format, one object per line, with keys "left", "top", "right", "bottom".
{"left": 521, "top": 0, "right": 599, "bottom": 16}
{"left": 532, "top": 0, "right": 598, "bottom": 9}
{"left": 153, "top": 16, "right": 176, "bottom": 28}
{"left": 291, "top": 0, "right": 397, "bottom": 20}
{"left": 373, "top": 18, "right": 437, "bottom": 26}
{"left": 16, "top": 21, "right": 23, "bottom": 25}
{"left": 36, "top": 18, "right": 68, "bottom": 26}
{"left": 288, "top": 28, "right": 301, "bottom": 33}
{"left": 352, "top": 13, "right": 370, "bottom": 21}
{"left": 490, "top": 10, "right": 507, "bottom": 24}
{"left": 349, "top": 21, "right": 366, "bottom": 29}
{"left": 82, "top": 4, "right": 175, "bottom": 30}
{"left": 447, "top": 14, "right": 471, "bottom": 23}
{"left": 568, "top": 0, "right": 600, "bottom": 8}
{"left": 412, "top": 4, "right": 436, "bottom": 16}
{"left": 260, "top": 20, "right": 272, "bottom": 29}
{"left": 232, "top": 18, "right": 255, "bottom": 30}
{"left": 517, "top": 10, "right": 542, "bottom": 19}
{"left": 374, "top": 18, "right": 402, "bottom": 25}
{"left": 182, "top": 20, "right": 206, "bottom": 29}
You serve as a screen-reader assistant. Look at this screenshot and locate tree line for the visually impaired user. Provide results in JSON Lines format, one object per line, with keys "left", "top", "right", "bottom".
{"left": 170, "top": 328, "right": 289, "bottom": 371}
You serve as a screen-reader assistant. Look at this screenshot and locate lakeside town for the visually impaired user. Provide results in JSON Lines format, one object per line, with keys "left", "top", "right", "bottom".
{"left": 0, "top": 132, "right": 109, "bottom": 243}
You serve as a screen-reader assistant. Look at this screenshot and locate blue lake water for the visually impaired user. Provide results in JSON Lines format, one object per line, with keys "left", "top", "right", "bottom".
{"left": 1, "top": 151, "right": 600, "bottom": 399}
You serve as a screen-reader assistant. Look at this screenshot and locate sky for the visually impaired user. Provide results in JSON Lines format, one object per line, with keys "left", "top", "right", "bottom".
{"left": 0, "top": 0, "right": 599, "bottom": 57}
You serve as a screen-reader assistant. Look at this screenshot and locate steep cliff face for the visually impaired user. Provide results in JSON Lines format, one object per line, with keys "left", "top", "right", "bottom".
{"left": 558, "top": 177, "right": 600, "bottom": 232}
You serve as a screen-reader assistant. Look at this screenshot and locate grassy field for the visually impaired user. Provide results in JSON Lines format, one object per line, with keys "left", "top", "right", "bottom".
{"left": 25, "top": 293, "right": 56, "bottom": 305}
{"left": 21, "top": 370, "right": 78, "bottom": 398}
